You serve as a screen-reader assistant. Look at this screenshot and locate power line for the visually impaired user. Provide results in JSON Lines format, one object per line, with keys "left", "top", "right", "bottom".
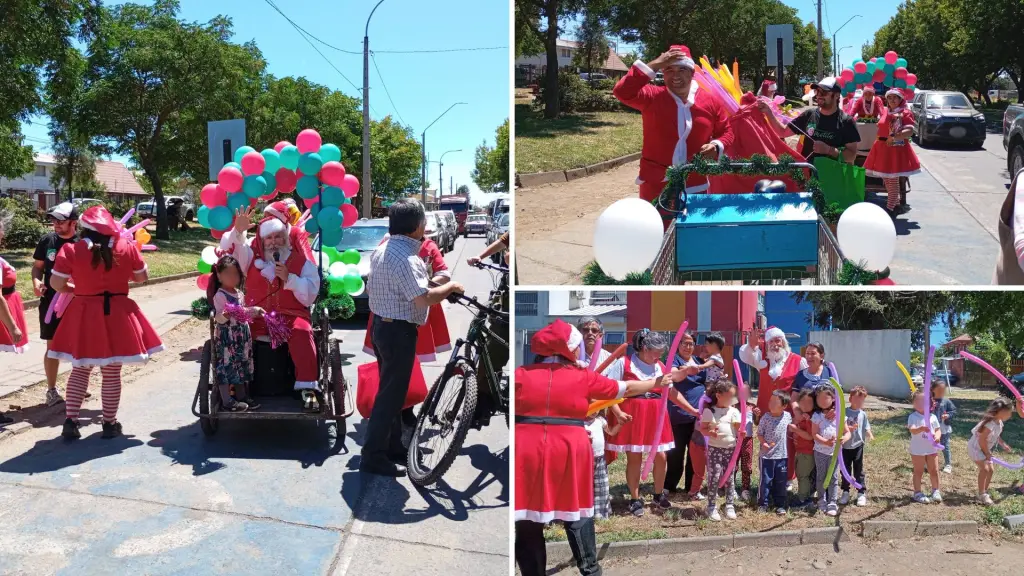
{"left": 370, "top": 52, "right": 407, "bottom": 126}
{"left": 263, "top": 0, "right": 364, "bottom": 95}
{"left": 823, "top": 0, "right": 833, "bottom": 37}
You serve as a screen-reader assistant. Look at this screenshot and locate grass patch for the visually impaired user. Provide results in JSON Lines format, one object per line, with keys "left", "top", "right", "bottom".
{"left": 1, "top": 225, "right": 214, "bottom": 301}
{"left": 544, "top": 522, "right": 667, "bottom": 543}
{"left": 515, "top": 104, "right": 641, "bottom": 173}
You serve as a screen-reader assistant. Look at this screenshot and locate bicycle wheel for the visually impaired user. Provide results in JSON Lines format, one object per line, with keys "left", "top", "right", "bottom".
{"left": 408, "top": 359, "right": 478, "bottom": 486}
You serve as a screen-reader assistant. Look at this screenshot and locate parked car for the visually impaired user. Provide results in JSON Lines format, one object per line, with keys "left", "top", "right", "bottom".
{"left": 136, "top": 196, "right": 195, "bottom": 221}
{"left": 314, "top": 218, "right": 387, "bottom": 314}
{"left": 579, "top": 72, "right": 608, "bottom": 81}
{"left": 424, "top": 212, "right": 448, "bottom": 253}
{"left": 931, "top": 368, "right": 959, "bottom": 387}
{"left": 465, "top": 213, "right": 490, "bottom": 237}
{"left": 1003, "top": 103, "right": 1024, "bottom": 178}
{"left": 909, "top": 90, "right": 987, "bottom": 148}
{"left": 435, "top": 210, "right": 457, "bottom": 251}
{"left": 486, "top": 212, "right": 509, "bottom": 264}
{"left": 71, "top": 197, "right": 104, "bottom": 210}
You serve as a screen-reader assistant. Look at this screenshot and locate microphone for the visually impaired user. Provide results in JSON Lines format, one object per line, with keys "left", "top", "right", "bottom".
{"left": 273, "top": 251, "right": 280, "bottom": 263}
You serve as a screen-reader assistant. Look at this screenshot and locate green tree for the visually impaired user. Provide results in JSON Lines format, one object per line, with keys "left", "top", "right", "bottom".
{"left": 44, "top": 47, "right": 95, "bottom": 201}
{"left": 456, "top": 184, "right": 471, "bottom": 195}
{"left": 515, "top": 3, "right": 545, "bottom": 58}
{"left": 516, "top": 0, "right": 587, "bottom": 117}
{"left": 77, "top": 0, "right": 265, "bottom": 239}
{"left": 0, "top": 123, "right": 35, "bottom": 180}
{"left": 572, "top": 11, "right": 610, "bottom": 78}
{"left": 472, "top": 119, "right": 510, "bottom": 192}
{"left": 949, "top": 292, "right": 1024, "bottom": 358}
{"left": 368, "top": 116, "right": 422, "bottom": 204}
{"left": 793, "top": 291, "right": 957, "bottom": 349}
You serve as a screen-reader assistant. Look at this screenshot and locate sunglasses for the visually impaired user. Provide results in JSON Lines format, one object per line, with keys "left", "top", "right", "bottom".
{"left": 581, "top": 327, "right": 603, "bottom": 334}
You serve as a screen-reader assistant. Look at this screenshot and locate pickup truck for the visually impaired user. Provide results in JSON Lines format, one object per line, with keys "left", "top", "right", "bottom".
{"left": 1005, "top": 104, "right": 1024, "bottom": 178}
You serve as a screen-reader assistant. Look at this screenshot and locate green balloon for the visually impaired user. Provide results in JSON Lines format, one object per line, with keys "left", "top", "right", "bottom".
{"left": 296, "top": 175, "right": 320, "bottom": 199}
{"left": 298, "top": 152, "right": 323, "bottom": 176}
{"left": 197, "top": 205, "right": 211, "bottom": 228}
{"left": 342, "top": 273, "right": 363, "bottom": 294}
{"left": 328, "top": 275, "right": 346, "bottom": 295}
{"left": 280, "top": 145, "right": 300, "bottom": 171}
{"left": 319, "top": 143, "right": 342, "bottom": 163}
{"left": 197, "top": 259, "right": 212, "bottom": 274}
{"left": 322, "top": 246, "right": 340, "bottom": 263}
{"left": 242, "top": 175, "right": 267, "bottom": 198}
{"left": 321, "top": 185, "right": 344, "bottom": 207}
{"left": 233, "top": 146, "right": 256, "bottom": 164}
{"left": 340, "top": 248, "right": 360, "bottom": 265}
{"left": 261, "top": 149, "right": 281, "bottom": 174}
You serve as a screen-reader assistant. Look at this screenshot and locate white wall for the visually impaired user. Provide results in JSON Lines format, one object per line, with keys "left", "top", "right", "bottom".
{"left": 0, "top": 161, "right": 55, "bottom": 193}
{"left": 808, "top": 329, "right": 912, "bottom": 398}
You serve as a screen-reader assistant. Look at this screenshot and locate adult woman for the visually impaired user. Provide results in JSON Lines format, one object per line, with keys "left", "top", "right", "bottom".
{"left": 758, "top": 79, "right": 777, "bottom": 99}
{"left": 47, "top": 206, "right": 164, "bottom": 440}
{"left": 665, "top": 331, "right": 706, "bottom": 495}
{"left": 851, "top": 86, "right": 883, "bottom": 120}
{"left": 792, "top": 342, "right": 834, "bottom": 394}
{"left": 863, "top": 89, "right": 921, "bottom": 216}
{"left": 515, "top": 320, "right": 687, "bottom": 576}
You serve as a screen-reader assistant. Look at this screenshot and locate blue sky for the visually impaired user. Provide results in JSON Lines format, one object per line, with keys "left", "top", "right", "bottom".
{"left": 20, "top": 0, "right": 510, "bottom": 204}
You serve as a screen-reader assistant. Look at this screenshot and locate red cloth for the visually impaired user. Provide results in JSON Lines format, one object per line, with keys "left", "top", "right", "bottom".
{"left": 852, "top": 96, "right": 883, "bottom": 120}
{"left": 356, "top": 359, "right": 428, "bottom": 418}
{"left": 48, "top": 238, "right": 163, "bottom": 366}
{"left": 0, "top": 257, "right": 28, "bottom": 352}
{"left": 710, "top": 100, "right": 808, "bottom": 194}
{"left": 604, "top": 356, "right": 674, "bottom": 453}
{"left": 614, "top": 63, "right": 734, "bottom": 196}
{"left": 756, "top": 353, "right": 804, "bottom": 417}
{"left": 793, "top": 416, "right": 815, "bottom": 454}
{"left": 863, "top": 108, "right": 921, "bottom": 178}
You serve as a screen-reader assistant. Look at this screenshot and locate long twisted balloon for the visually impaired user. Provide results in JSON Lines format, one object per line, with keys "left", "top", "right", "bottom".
{"left": 896, "top": 360, "right": 917, "bottom": 394}
{"left": 959, "top": 351, "right": 1024, "bottom": 469}
{"left": 922, "top": 346, "right": 944, "bottom": 451}
{"left": 828, "top": 363, "right": 863, "bottom": 491}
{"left": 719, "top": 359, "right": 748, "bottom": 488}
{"left": 641, "top": 321, "right": 688, "bottom": 481}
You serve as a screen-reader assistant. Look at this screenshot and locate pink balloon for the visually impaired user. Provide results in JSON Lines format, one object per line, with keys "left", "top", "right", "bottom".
{"left": 274, "top": 140, "right": 292, "bottom": 153}
{"left": 841, "top": 68, "right": 854, "bottom": 82}
{"left": 854, "top": 61, "right": 867, "bottom": 74}
{"left": 885, "top": 51, "right": 898, "bottom": 65}
{"left": 296, "top": 129, "right": 322, "bottom": 154}
{"left": 836, "top": 77, "right": 846, "bottom": 87}
{"left": 906, "top": 73, "right": 917, "bottom": 85}
{"left": 261, "top": 190, "right": 279, "bottom": 201}
{"left": 197, "top": 273, "right": 211, "bottom": 291}
{"left": 200, "top": 183, "right": 226, "bottom": 208}
{"left": 218, "top": 166, "right": 243, "bottom": 193}
{"left": 873, "top": 69, "right": 886, "bottom": 82}
{"left": 275, "top": 168, "right": 298, "bottom": 193}
{"left": 320, "top": 161, "right": 347, "bottom": 187}
{"left": 895, "top": 67, "right": 908, "bottom": 79}
{"left": 241, "top": 151, "right": 266, "bottom": 176}
{"left": 340, "top": 174, "right": 360, "bottom": 198}
{"left": 869, "top": 57, "right": 877, "bottom": 63}
{"left": 340, "top": 203, "right": 359, "bottom": 227}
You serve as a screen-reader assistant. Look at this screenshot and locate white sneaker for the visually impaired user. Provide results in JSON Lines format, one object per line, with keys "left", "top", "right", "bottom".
{"left": 708, "top": 508, "right": 722, "bottom": 522}
{"left": 787, "top": 482, "right": 797, "bottom": 493}
{"left": 913, "top": 492, "right": 931, "bottom": 504}
{"left": 740, "top": 490, "right": 751, "bottom": 501}
{"left": 931, "top": 489, "right": 943, "bottom": 503}
{"left": 45, "top": 388, "right": 64, "bottom": 407}
{"left": 839, "top": 490, "right": 850, "bottom": 505}
{"left": 978, "top": 493, "right": 994, "bottom": 506}
{"left": 942, "top": 464, "right": 952, "bottom": 474}
{"left": 692, "top": 491, "right": 706, "bottom": 501}
{"left": 856, "top": 493, "right": 867, "bottom": 507}
{"left": 725, "top": 505, "right": 737, "bottom": 520}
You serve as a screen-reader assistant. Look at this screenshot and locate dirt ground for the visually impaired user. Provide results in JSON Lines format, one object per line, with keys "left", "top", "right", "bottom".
{"left": 553, "top": 535, "right": 1023, "bottom": 575}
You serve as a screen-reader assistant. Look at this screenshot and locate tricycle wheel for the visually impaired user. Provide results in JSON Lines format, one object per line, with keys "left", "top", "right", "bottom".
{"left": 198, "top": 340, "right": 218, "bottom": 436}
{"left": 330, "top": 339, "right": 347, "bottom": 447}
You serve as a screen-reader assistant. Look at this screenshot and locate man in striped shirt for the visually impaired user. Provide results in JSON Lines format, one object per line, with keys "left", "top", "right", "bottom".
{"left": 364, "top": 198, "right": 464, "bottom": 477}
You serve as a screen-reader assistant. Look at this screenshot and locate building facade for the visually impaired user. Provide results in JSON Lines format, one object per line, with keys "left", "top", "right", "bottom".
{"left": 514, "top": 290, "right": 627, "bottom": 367}
{"left": 0, "top": 154, "right": 149, "bottom": 210}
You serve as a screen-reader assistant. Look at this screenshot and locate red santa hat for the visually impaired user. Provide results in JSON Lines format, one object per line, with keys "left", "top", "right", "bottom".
{"left": 764, "top": 326, "right": 786, "bottom": 343}
{"left": 264, "top": 199, "right": 301, "bottom": 227}
{"left": 79, "top": 206, "right": 119, "bottom": 237}
{"left": 531, "top": 319, "right": 584, "bottom": 363}
{"left": 885, "top": 88, "right": 905, "bottom": 101}
{"left": 862, "top": 85, "right": 875, "bottom": 94}
{"left": 668, "top": 45, "right": 696, "bottom": 70}
{"left": 760, "top": 79, "right": 777, "bottom": 94}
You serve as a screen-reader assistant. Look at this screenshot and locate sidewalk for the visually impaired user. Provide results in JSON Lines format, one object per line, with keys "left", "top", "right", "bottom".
{"left": 2, "top": 276, "right": 200, "bottom": 398}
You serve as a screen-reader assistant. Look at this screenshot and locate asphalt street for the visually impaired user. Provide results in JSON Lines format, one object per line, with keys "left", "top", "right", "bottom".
{"left": 0, "top": 236, "right": 510, "bottom": 576}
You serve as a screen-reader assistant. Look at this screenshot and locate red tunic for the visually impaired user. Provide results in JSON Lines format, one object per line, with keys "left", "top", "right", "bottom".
{"left": 0, "top": 257, "right": 28, "bottom": 353}
{"left": 756, "top": 353, "right": 804, "bottom": 417}
{"left": 605, "top": 356, "right": 675, "bottom": 453}
{"left": 613, "top": 63, "right": 734, "bottom": 200}
{"left": 863, "top": 108, "right": 922, "bottom": 178}
{"left": 515, "top": 362, "right": 623, "bottom": 523}
{"left": 244, "top": 243, "right": 311, "bottom": 335}
{"left": 47, "top": 238, "right": 163, "bottom": 366}
{"left": 852, "top": 96, "right": 883, "bottom": 120}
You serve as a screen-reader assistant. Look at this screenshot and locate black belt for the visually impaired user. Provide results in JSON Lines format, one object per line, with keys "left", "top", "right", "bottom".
{"left": 877, "top": 136, "right": 888, "bottom": 141}
{"left": 640, "top": 392, "right": 662, "bottom": 399}
{"left": 81, "top": 291, "right": 127, "bottom": 315}
{"left": 1, "top": 286, "right": 13, "bottom": 297}
{"left": 514, "top": 416, "right": 585, "bottom": 427}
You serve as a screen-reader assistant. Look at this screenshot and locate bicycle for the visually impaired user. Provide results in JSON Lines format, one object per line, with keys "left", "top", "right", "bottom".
{"left": 407, "top": 261, "right": 509, "bottom": 486}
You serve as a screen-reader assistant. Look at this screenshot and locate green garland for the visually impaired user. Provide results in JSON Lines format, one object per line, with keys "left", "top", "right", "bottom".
{"left": 190, "top": 297, "right": 211, "bottom": 320}
{"left": 837, "top": 261, "right": 891, "bottom": 285}
{"left": 856, "top": 117, "right": 880, "bottom": 124}
{"left": 582, "top": 261, "right": 653, "bottom": 285}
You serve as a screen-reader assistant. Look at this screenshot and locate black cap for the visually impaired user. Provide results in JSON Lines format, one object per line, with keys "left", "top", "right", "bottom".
{"left": 47, "top": 202, "right": 78, "bottom": 221}
{"left": 810, "top": 77, "right": 841, "bottom": 93}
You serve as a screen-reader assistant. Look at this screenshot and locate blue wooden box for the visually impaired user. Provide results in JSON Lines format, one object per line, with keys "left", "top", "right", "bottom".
{"left": 674, "top": 192, "right": 818, "bottom": 271}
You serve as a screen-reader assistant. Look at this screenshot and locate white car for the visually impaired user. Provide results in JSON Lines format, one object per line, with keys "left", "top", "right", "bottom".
{"left": 137, "top": 196, "right": 195, "bottom": 221}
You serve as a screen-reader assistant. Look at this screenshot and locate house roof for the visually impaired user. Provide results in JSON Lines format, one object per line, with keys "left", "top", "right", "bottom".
{"left": 94, "top": 160, "right": 148, "bottom": 196}
{"left": 554, "top": 39, "right": 629, "bottom": 72}
{"left": 559, "top": 304, "right": 627, "bottom": 317}
{"left": 941, "top": 334, "right": 974, "bottom": 348}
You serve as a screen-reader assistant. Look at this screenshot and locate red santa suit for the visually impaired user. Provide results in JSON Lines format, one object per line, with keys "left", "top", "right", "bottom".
{"left": 613, "top": 45, "right": 734, "bottom": 216}
{"left": 220, "top": 213, "right": 321, "bottom": 391}
{"left": 603, "top": 354, "right": 674, "bottom": 454}
{"left": 758, "top": 79, "right": 777, "bottom": 98}
{"left": 863, "top": 95, "right": 921, "bottom": 179}
{"left": 852, "top": 92, "right": 883, "bottom": 120}
{"left": 0, "top": 256, "right": 29, "bottom": 353}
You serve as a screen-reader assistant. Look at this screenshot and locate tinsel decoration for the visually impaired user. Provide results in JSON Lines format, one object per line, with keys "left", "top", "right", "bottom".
{"left": 582, "top": 261, "right": 653, "bottom": 285}
{"left": 222, "top": 302, "right": 254, "bottom": 325}
{"left": 263, "top": 310, "right": 292, "bottom": 349}
{"left": 190, "top": 297, "right": 212, "bottom": 320}
{"left": 856, "top": 117, "right": 880, "bottom": 124}
{"left": 837, "top": 261, "right": 891, "bottom": 285}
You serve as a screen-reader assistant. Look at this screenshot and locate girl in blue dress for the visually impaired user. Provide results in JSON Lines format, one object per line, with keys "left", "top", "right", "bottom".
{"left": 209, "top": 254, "right": 264, "bottom": 411}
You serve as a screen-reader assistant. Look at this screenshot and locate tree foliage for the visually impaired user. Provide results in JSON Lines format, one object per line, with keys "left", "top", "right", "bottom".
{"left": 572, "top": 10, "right": 610, "bottom": 77}
{"left": 472, "top": 119, "right": 510, "bottom": 192}
{"left": 792, "top": 291, "right": 957, "bottom": 349}
{"left": 456, "top": 184, "right": 471, "bottom": 195}
{"left": 515, "top": 0, "right": 588, "bottom": 117}
{"left": 368, "top": 116, "right": 423, "bottom": 203}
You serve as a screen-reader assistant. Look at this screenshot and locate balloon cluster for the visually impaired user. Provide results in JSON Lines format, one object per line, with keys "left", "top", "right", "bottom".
{"left": 838, "top": 51, "right": 918, "bottom": 100}
{"left": 196, "top": 128, "right": 361, "bottom": 245}
{"left": 319, "top": 246, "right": 365, "bottom": 297}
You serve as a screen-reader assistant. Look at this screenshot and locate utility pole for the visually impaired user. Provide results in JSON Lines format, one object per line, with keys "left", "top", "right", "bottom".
{"left": 363, "top": 1, "right": 386, "bottom": 218}
{"left": 420, "top": 102, "right": 467, "bottom": 205}
{"left": 816, "top": 0, "right": 824, "bottom": 79}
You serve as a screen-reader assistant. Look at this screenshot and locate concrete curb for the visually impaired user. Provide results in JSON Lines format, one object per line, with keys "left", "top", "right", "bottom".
{"left": 0, "top": 422, "right": 33, "bottom": 443}
{"left": 862, "top": 520, "right": 978, "bottom": 539}
{"left": 516, "top": 152, "right": 641, "bottom": 188}
{"left": 21, "top": 270, "right": 201, "bottom": 310}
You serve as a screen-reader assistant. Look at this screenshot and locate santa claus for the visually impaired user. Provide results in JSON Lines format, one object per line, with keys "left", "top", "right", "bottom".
{"left": 738, "top": 325, "right": 807, "bottom": 417}
{"left": 221, "top": 201, "right": 322, "bottom": 411}
{"left": 613, "top": 45, "right": 734, "bottom": 225}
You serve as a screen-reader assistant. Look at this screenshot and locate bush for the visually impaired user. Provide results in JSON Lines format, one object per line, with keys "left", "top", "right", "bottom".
{"left": 0, "top": 195, "right": 47, "bottom": 249}
{"left": 587, "top": 78, "right": 615, "bottom": 92}
{"left": 536, "top": 72, "right": 623, "bottom": 114}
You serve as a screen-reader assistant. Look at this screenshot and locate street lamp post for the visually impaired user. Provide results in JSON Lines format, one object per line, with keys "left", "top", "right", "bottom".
{"left": 438, "top": 149, "right": 462, "bottom": 197}
{"left": 421, "top": 102, "right": 466, "bottom": 206}
{"left": 831, "top": 14, "right": 861, "bottom": 74}
{"left": 362, "top": 0, "right": 386, "bottom": 218}
{"left": 837, "top": 46, "right": 853, "bottom": 75}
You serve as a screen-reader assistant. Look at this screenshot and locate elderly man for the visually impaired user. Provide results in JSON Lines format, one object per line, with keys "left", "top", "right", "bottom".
{"left": 613, "top": 45, "right": 734, "bottom": 223}
{"left": 739, "top": 326, "right": 807, "bottom": 418}
{"left": 760, "top": 77, "right": 860, "bottom": 164}
{"left": 364, "top": 199, "right": 464, "bottom": 477}
{"left": 576, "top": 316, "right": 611, "bottom": 369}
{"left": 223, "top": 206, "right": 321, "bottom": 410}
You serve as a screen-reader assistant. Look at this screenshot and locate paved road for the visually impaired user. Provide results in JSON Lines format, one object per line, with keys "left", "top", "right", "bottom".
{"left": 0, "top": 236, "right": 509, "bottom": 575}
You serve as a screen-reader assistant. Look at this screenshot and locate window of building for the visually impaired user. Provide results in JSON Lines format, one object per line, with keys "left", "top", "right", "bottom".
{"left": 516, "top": 292, "right": 539, "bottom": 316}
{"left": 560, "top": 48, "right": 571, "bottom": 58}
{"left": 590, "top": 291, "right": 624, "bottom": 303}
{"left": 34, "top": 165, "right": 46, "bottom": 177}
{"left": 604, "top": 332, "right": 625, "bottom": 345}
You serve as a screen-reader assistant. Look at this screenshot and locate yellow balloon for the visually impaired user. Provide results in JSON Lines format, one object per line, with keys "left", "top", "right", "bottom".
{"left": 896, "top": 360, "right": 917, "bottom": 393}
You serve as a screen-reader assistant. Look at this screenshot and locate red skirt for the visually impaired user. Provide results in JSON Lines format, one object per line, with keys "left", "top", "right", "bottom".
{"left": 48, "top": 294, "right": 164, "bottom": 367}
{"left": 363, "top": 304, "right": 451, "bottom": 362}
{"left": 863, "top": 139, "right": 921, "bottom": 178}
{"left": 0, "top": 291, "right": 29, "bottom": 353}
{"left": 605, "top": 397, "right": 675, "bottom": 453}
{"left": 515, "top": 423, "right": 595, "bottom": 523}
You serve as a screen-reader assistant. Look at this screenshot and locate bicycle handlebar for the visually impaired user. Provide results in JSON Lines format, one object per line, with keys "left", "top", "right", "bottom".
{"left": 472, "top": 261, "right": 509, "bottom": 274}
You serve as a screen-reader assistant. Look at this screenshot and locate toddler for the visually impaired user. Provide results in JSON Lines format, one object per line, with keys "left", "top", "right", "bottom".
{"left": 757, "top": 390, "right": 792, "bottom": 515}
{"left": 700, "top": 379, "right": 742, "bottom": 521}
{"left": 585, "top": 408, "right": 623, "bottom": 518}
{"left": 812, "top": 385, "right": 849, "bottom": 516}
{"left": 840, "top": 386, "right": 874, "bottom": 507}
{"left": 789, "top": 389, "right": 818, "bottom": 507}
{"left": 209, "top": 255, "right": 263, "bottom": 412}
{"left": 907, "top": 390, "right": 943, "bottom": 504}
{"left": 968, "top": 398, "right": 1014, "bottom": 505}
{"left": 932, "top": 383, "right": 957, "bottom": 473}
{"left": 736, "top": 399, "right": 755, "bottom": 500}
{"left": 698, "top": 332, "right": 726, "bottom": 382}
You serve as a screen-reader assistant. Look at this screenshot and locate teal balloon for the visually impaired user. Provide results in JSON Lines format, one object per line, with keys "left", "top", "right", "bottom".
{"left": 209, "top": 206, "right": 233, "bottom": 231}
{"left": 197, "top": 205, "right": 211, "bottom": 228}
{"left": 320, "top": 226, "right": 342, "bottom": 247}
{"left": 894, "top": 78, "right": 907, "bottom": 88}
{"left": 243, "top": 175, "right": 267, "bottom": 198}
{"left": 260, "top": 171, "right": 277, "bottom": 195}
{"left": 309, "top": 202, "right": 321, "bottom": 220}
{"left": 883, "top": 63, "right": 895, "bottom": 73}
{"left": 298, "top": 152, "right": 323, "bottom": 176}
{"left": 317, "top": 206, "right": 343, "bottom": 229}
{"left": 321, "top": 185, "right": 344, "bottom": 207}
{"left": 340, "top": 248, "right": 360, "bottom": 265}
{"left": 223, "top": 161, "right": 241, "bottom": 172}
{"left": 280, "top": 145, "right": 300, "bottom": 171}
{"left": 865, "top": 62, "right": 876, "bottom": 74}
{"left": 895, "top": 58, "right": 907, "bottom": 68}
{"left": 296, "top": 175, "right": 320, "bottom": 199}
{"left": 907, "top": 84, "right": 916, "bottom": 91}
{"left": 227, "top": 192, "right": 250, "bottom": 213}
{"left": 261, "top": 149, "right": 282, "bottom": 174}
{"left": 304, "top": 217, "right": 320, "bottom": 234}
{"left": 319, "top": 143, "right": 342, "bottom": 163}
{"left": 342, "top": 273, "right": 363, "bottom": 294}
{"left": 233, "top": 146, "right": 256, "bottom": 164}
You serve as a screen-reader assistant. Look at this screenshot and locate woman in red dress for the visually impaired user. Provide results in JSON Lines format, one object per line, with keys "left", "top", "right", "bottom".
{"left": 515, "top": 320, "right": 687, "bottom": 576}
{"left": 851, "top": 86, "right": 883, "bottom": 120}
{"left": 863, "top": 88, "right": 921, "bottom": 216}
{"left": 0, "top": 213, "right": 28, "bottom": 425}
{"left": 47, "top": 206, "right": 164, "bottom": 440}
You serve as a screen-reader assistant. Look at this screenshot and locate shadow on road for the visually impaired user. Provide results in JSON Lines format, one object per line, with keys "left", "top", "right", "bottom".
{"left": 0, "top": 425, "right": 144, "bottom": 474}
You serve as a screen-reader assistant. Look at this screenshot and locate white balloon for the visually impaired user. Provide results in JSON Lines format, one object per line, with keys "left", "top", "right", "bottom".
{"left": 328, "top": 262, "right": 347, "bottom": 277}
{"left": 593, "top": 198, "right": 663, "bottom": 280}
{"left": 200, "top": 246, "right": 218, "bottom": 265}
{"left": 836, "top": 202, "right": 896, "bottom": 272}
{"left": 346, "top": 264, "right": 360, "bottom": 277}
{"left": 309, "top": 250, "right": 322, "bottom": 266}
{"left": 350, "top": 281, "right": 366, "bottom": 297}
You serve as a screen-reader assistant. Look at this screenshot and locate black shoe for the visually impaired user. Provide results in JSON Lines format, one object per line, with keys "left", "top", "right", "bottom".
{"left": 0, "top": 413, "right": 13, "bottom": 425}
{"left": 101, "top": 420, "right": 122, "bottom": 439}
{"left": 360, "top": 458, "right": 407, "bottom": 477}
{"left": 62, "top": 418, "right": 81, "bottom": 440}
{"left": 241, "top": 397, "right": 261, "bottom": 410}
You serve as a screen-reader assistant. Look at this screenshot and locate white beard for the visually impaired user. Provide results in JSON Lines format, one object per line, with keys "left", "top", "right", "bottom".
{"left": 766, "top": 346, "right": 791, "bottom": 380}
